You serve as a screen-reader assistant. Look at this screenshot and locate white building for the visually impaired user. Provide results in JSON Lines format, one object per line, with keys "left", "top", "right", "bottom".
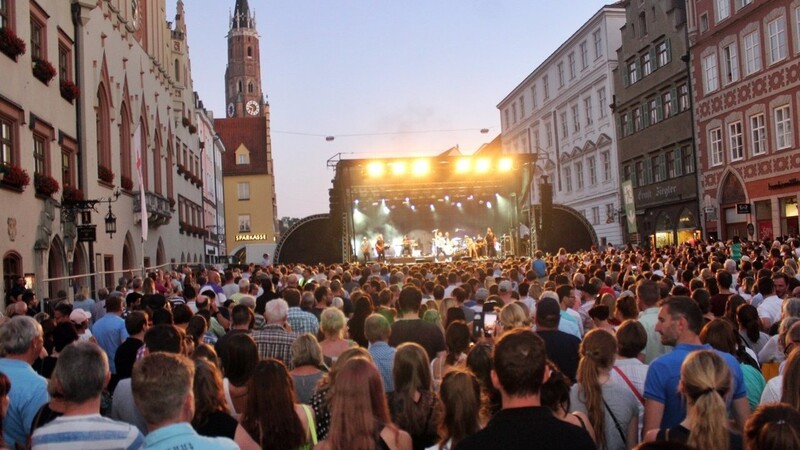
{"left": 196, "top": 95, "right": 227, "bottom": 265}
{"left": 498, "top": 3, "right": 626, "bottom": 248}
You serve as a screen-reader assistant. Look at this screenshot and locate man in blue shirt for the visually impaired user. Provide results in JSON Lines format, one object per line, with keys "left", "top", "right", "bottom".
{"left": 643, "top": 296, "right": 749, "bottom": 435}
{"left": 0, "top": 316, "right": 49, "bottom": 448}
{"left": 132, "top": 352, "right": 237, "bottom": 449}
{"left": 366, "top": 313, "right": 396, "bottom": 392}
{"left": 91, "top": 295, "right": 128, "bottom": 390}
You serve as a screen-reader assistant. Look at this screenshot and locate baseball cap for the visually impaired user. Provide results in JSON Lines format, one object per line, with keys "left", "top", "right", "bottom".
{"left": 536, "top": 298, "right": 561, "bottom": 321}
{"left": 578, "top": 283, "right": 599, "bottom": 296}
{"left": 69, "top": 309, "right": 91, "bottom": 324}
{"left": 498, "top": 280, "right": 513, "bottom": 293}
{"left": 475, "top": 288, "right": 490, "bottom": 302}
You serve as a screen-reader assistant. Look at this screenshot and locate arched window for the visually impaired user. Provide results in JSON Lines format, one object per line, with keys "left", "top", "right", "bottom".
{"left": 2, "top": 252, "right": 22, "bottom": 300}
{"left": 238, "top": 80, "right": 242, "bottom": 93}
{"left": 119, "top": 102, "right": 132, "bottom": 186}
{"left": 248, "top": 82, "right": 253, "bottom": 93}
{"left": 96, "top": 83, "right": 112, "bottom": 175}
{"left": 247, "top": 46, "right": 252, "bottom": 57}
{"left": 174, "top": 59, "right": 180, "bottom": 82}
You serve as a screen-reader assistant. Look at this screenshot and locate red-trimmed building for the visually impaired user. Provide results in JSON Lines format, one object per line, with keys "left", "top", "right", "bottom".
{"left": 688, "top": 0, "right": 800, "bottom": 241}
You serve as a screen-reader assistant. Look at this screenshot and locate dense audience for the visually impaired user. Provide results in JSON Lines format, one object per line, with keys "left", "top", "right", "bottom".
{"left": 1, "top": 237, "right": 800, "bottom": 449}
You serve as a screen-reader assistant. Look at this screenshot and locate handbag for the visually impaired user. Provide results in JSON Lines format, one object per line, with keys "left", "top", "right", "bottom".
{"left": 298, "top": 404, "right": 318, "bottom": 450}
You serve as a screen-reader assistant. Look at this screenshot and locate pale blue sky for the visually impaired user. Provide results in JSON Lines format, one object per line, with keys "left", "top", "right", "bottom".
{"left": 170, "top": 1, "right": 611, "bottom": 218}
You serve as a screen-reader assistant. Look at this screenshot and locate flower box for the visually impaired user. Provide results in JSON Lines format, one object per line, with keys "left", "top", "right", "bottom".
{"left": 62, "top": 185, "right": 84, "bottom": 202}
{"left": 34, "top": 173, "right": 60, "bottom": 196}
{"left": 181, "top": 116, "right": 190, "bottom": 127}
{"left": 121, "top": 175, "right": 133, "bottom": 191}
{"left": 60, "top": 79, "right": 80, "bottom": 102}
{"left": 98, "top": 165, "right": 115, "bottom": 184}
{"left": 0, "top": 28, "right": 26, "bottom": 60}
{"left": 32, "top": 58, "right": 57, "bottom": 84}
{"left": 176, "top": 164, "right": 185, "bottom": 175}
{"left": 168, "top": 197, "right": 176, "bottom": 208}
{"left": 188, "top": 124, "right": 197, "bottom": 134}
{"left": 0, "top": 164, "right": 30, "bottom": 190}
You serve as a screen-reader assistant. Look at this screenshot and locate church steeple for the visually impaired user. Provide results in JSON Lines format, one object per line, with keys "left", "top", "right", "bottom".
{"left": 224, "top": 0, "right": 265, "bottom": 118}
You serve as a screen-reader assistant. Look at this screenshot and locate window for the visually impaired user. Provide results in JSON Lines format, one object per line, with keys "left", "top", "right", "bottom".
{"left": 743, "top": 31, "right": 761, "bottom": 75}
{"left": 238, "top": 214, "right": 251, "bottom": 232}
{"left": 568, "top": 53, "right": 576, "bottom": 79}
{"left": 649, "top": 98, "right": 659, "bottom": 125}
{"left": 591, "top": 207, "right": 600, "bottom": 225}
{"left": 750, "top": 113, "right": 766, "bottom": 156}
{"left": 653, "top": 154, "right": 666, "bottom": 182}
{"left": 545, "top": 123, "right": 552, "bottom": 147}
{"left": 531, "top": 86, "right": 537, "bottom": 109}
{"left": 635, "top": 160, "right": 645, "bottom": 186}
{"left": 593, "top": 29, "right": 603, "bottom": 59}
{"left": 557, "top": 62, "right": 565, "bottom": 87}
{"left": 601, "top": 151, "right": 611, "bottom": 181}
{"left": 247, "top": 82, "right": 253, "bottom": 93}
{"left": 0, "top": 0, "right": 8, "bottom": 29}
{"left": 61, "top": 150, "right": 72, "bottom": 187}
{"left": 519, "top": 96, "right": 525, "bottom": 117}
{"left": 237, "top": 80, "right": 242, "bottom": 93}
{"left": 700, "top": 14, "right": 709, "bottom": 33}
{"left": 633, "top": 107, "right": 642, "bottom": 132}
{"left": 710, "top": 127, "right": 723, "bottom": 166}
{"left": 533, "top": 129, "right": 540, "bottom": 150}
{"left": 30, "top": 15, "right": 44, "bottom": 60}
{"left": 584, "top": 97, "right": 593, "bottom": 126}
{"left": 702, "top": 54, "right": 720, "bottom": 93}
{"left": 627, "top": 60, "right": 639, "bottom": 84}
{"left": 236, "top": 153, "right": 249, "bottom": 165}
{"left": 606, "top": 204, "right": 615, "bottom": 223}
{"left": 774, "top": 105, "right": 792, "bottom": 149}
{"left": 572, "top": 105, "right": 580, "bottom": 132}
{"left": 643, "top": 156, "right": 653, "bottom": 184}
{"left": 662, "top": 91, "right": 673, "bottom": 118}
{"left": 623, "top": 164, "right": 633, "bottom": 183}
{"left": 621, "top": 112, "right": 631, "bottom": 137}
{"left": 736, "top": 0, "right": 753, "bottom": 8}
{"left": 641, "top": 51, "right": 652, "bottom": 77}
{"left": 33, "top": 135, "right": 45, "bottom": 175}
{"left": 723, "top": 43, "right": 739, "bottom": 84}
{"left": 768, "top": 17, "right": 787, "bottom": 64}
{"left": 580, "top": 41, "right": 588, "bottom": 69}
{"left": 639, "top": 12, "right": 647, "bottom": 36}
{"left": 563, "top": 166, "right": 572, "bottom": 192}
{"left": 237, "top": 182, "right": 250, "bottom": 200}
{"left": 543, "top": 75, "right": 550, "bottom": 99}
{"left": 504, "top": 109, "right": 510, "bottom": 128}
{"left": 678, "top": 84, "right": 689, "bottom": 111}
{"left": 656, "top": 40, "right": 670, "bottom": 67}
{"left": 560, "top": 112, "right": 568, "bottom": 138}
{"left": 575, "top": 161, "right": 584, "bottom": 189}
{"left": 729, "top": 121, "right": 743, "bottom": 161}
{"left": 588, "top": 156, "right": 597, "bottom": 185}
{"left": 512, "top": 103, "right": 518, "bottom": 124}
{"left": 666, "top": 149, "right": 677, "bottom": 178}
{"left": 96, "top": 84, "right": 112, "bottom": 172}
{"left": 683, "top": 146, "right": 695, "bottom": 174}
{"left": 0, "top": 117, "right": 13, "bottom": 166}
{"left": 598, "top": 88, "right": 607, "bottom": 118}
{"left": 58, "top": 46, "right": 69, "bottom": 82}
{"left": 716, "top": 0, "right": 730, "bottom": 21}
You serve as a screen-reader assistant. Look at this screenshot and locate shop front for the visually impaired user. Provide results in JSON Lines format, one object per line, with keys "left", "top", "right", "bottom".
{"left": 630, "top": 176, "right": 700, "bottom": 248}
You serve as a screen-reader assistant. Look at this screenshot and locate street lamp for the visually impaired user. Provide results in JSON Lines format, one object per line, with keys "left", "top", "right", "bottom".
{"left": 104, "top": 201, "right": 117, "bottom": 238}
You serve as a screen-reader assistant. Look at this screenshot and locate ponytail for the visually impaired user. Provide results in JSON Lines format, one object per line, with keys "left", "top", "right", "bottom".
{"left": 687, "top": 388, "right": 730, "bottom": 450}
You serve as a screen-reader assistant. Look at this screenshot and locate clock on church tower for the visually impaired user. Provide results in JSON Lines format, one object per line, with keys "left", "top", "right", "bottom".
{"left": 224, "top": 0, "right": 265, "bottom": 118}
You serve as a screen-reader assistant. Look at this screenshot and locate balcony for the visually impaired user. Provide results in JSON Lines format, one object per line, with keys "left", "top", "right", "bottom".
{"left": 133, "top": 191, "right": 172, "bottom": 227}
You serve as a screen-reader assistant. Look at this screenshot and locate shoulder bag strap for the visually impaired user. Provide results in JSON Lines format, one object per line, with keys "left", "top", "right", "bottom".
{"left": 302, "top": 404, "right": 318, "bottom": 445}
{"left": 602, "top": 397, "right": 627, "bottom": 447}
{"left": 612, "top": 366, "right": 645, "bottom": 405}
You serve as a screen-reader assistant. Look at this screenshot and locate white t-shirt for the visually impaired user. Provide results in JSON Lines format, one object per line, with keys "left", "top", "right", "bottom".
{"left": 757, "top": 295, "right": 782, "bottom": 325}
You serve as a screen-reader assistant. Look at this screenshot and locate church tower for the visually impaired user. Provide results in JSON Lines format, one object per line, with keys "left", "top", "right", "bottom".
{"left": 224, "top": 0, "right": 266, "bottom": 118}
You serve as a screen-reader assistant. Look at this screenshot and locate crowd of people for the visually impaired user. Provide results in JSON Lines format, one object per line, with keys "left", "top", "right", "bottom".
{"left": 1, "top": 236, "right": 800, "bottom": 449}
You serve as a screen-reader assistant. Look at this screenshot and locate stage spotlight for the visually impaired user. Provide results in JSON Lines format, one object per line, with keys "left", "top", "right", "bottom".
{"left": 455, "top": 158, "right": 471, "bottom": 173}
{"left": 366, "top": 162, "right": 384, "bottom": 177}
{"left": 475, "top": 158, "right": 491, "bottom": 174}
{"left": 487, "top": 201, "right": 492, "bottom": 209}
{"left": 444, "top": 195, "right": 450, "bottom": 202}
{"left": 430, "top": 204, "right": 435, "bottom": 211}
{"left": 498, "top": 157, "right": 513, "bottom": 172}
{"left": 354, "top": 199, "right": 359, "bottom": 205}
{"left": 456, "top": 202, "right": 462, "bottom": 208}
{"left": 467, "top": 195, "right": 474, "bottom": 200}
{"left": 412, "top": 159, "right": 430, "bottom": 176}
{"left": 411, "top": 205, "right": 416, "bottom": 211}
{"left": 390, "top": 161, "right": 406, "bottom": 175}
{"left": 405, "top": 197, "right": 410, "bottom": 203}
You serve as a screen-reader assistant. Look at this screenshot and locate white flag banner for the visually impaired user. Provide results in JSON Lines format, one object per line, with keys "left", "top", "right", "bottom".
{"left": 134, "top": 122, "right": 148, "bottom": 242}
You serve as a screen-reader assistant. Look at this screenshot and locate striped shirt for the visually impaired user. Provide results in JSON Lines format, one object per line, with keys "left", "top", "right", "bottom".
{"left": 31, "top": 413, "right": 144, "bottom": 450}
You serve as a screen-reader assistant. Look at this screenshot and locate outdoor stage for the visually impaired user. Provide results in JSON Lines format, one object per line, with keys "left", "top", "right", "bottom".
{"left": 327, "top": 150, "right": 538, "bottom": 263}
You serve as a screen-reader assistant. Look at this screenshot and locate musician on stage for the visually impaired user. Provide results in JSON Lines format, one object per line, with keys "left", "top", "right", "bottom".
{"left": 360, "top": 236, "right": 371, "bottom": 263}
{"left": 402, "top": 235, "right": 412, "bottom": 256}
{"left": 465, "top": 236, "right": 479, "bottom": 259}
{"left": 375, "top": 234, "right": 386, "bottom": 262}
{"left": 485, "top": 227, "right": 497, "bottom": 258}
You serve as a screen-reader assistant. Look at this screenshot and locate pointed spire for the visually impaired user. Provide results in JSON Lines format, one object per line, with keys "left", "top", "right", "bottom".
{"left": 231, "top": 0, "right": 255, "bottom": 29}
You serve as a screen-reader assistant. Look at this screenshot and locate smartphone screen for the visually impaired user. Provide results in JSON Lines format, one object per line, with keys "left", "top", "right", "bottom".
{"left": 483, "top": 312, "right": 497, "bottom": 329}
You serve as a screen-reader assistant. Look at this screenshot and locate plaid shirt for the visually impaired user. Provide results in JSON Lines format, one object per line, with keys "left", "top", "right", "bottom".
{"left": 252, "top": 324, "right": 296, "bottom": 368}
{"left": 287, "top": 307, "right": 319, "bottom": 336}
{"left": 368, "top": 341, "right": 396, "bottom": 392}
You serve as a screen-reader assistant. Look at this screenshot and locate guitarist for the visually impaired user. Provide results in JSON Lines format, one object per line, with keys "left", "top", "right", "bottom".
{"left": 360, "top": 236, "right": 371, "bottom": 263}
{"left": 375, "top": 234, "right": 386, "bottom": 262}
{"left": 485, "top": 227, "right": 497, "bottom": 258}
{"left": 402, "top": 235, "right": 413, "bottom": 256}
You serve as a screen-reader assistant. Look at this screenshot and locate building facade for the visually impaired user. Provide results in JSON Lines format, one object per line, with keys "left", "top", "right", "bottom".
{"left": 498, "top": 3, "right": 626, "bottom": 247}
{"left": 614, "top": 0, "right": 701, "bottom": 247}
{"left": 196, "top": 95, "right": 226, "bottom": 264}
{"left": 0, "top": 0, "right": 216, "bottom": 304}
{"left": 688, "top": 0, "right": 800, "bottom": 241}
{"left": 216, "top": 0, "right": 278, "bottom": 263}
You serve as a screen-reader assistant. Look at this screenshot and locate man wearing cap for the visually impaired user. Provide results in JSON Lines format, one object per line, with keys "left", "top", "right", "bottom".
{"left": 69, "top": 309, "right": 94, "bottom": 342}
{"left": 534, "top": 297, "right": 581, "bottom": 383}
{"left": 470, "top": 287, "right": 490, "bottom": 313}
{"left": 497, "top": 280, "right": 514, "bottom": 306}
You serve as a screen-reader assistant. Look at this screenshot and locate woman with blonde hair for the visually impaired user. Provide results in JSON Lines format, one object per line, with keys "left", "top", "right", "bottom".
{"left": 318, "top": 358, "right": 411, "bottom": 450}
{"left": 570, "top": 329, "right": 639, "bottom": 450}
{"left": 319, "top": 307, "right": 357, "bottom": 366}
{"left": 493, "top": 302, "right": 530, "bottom": 337}
{"left": 645, "top": 350, "right": 743, "bottom": 450}
{"left": 388, "top": 343, "right": 441, "bottom": 450}
{"left": 290, "top": 333, "right": 326, "bottom": 404}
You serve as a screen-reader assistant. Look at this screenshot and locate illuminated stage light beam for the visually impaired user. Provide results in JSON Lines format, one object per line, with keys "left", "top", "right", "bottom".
{"left": 412, "top": 159, "right": 430, "bottom": 176}
{"left": 475, "top": 158, "right": 491, "bottom": 174}
{"left": 367, "top": 162, "right": 384, "bottom": 177}
{"left": 455, "top": 158, "right": 472, "bottom": 174}
{"left": 498, "top": 157, "right": 513, "bottom": 172}
{"left": 390, "top": 161, "right": 406, "bottom": 175}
